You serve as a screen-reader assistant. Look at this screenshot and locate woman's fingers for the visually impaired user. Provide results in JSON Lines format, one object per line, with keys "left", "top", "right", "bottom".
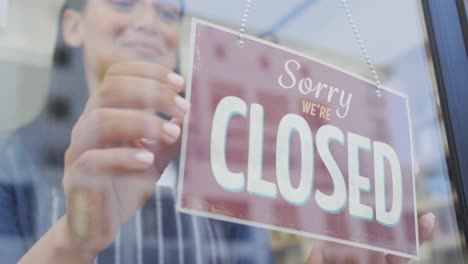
{"left": 61, "top": 62, "right": 187, "bottom": 252}
{"left": 68, "top": 147, "right": 160, "bottom": 200}
{"left": 385, "top": 213, "right": 435, "bottom": 264}
{"left": 70, "top": 62, "right": 190, "bottom": 166}
{"left": 141, "top": 118, "right": 183, "bottom": 174}
{"left": 86, "top": 75, "right": 189, "bottom": 119}
{"left": 418, "top": 213, "right": 436, "bottom": 244}
{"left": 308, "top": 213, "right": 436, "bottom": 264}
{"left": 104, "top": 61, "right": 185, "bottom": 93}
{"left": 66, "top": 148, "right": 155, "bottom": 181}
{"left": 308, "top": 243, "right": 325, "bottom": 264}
{"left": 63, "top": 147, "right": 156, "bottom": 243}
{"left": 69, "top": 108, "right": 181, "bottom": 159}
{"left": 65, "top": 147, "right": 159, "bottom": 211}
{"left": 86, "top": 61, "right": 189, "bottom": 120}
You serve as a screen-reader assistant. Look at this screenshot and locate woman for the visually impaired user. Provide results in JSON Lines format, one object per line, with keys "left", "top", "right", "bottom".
{"left": 0, "top": 0, "right": 433, "bottom": 263}
{"left": 1, "top": 0, "right": 272, "bottom": 263}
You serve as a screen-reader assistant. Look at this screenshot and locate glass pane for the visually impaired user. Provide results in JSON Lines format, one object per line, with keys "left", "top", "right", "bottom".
{"left": 0, "top": 0, "right": 465, "bottom": 263}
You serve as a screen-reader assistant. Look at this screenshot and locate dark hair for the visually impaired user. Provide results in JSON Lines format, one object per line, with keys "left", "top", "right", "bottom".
{"left": 23, "top": 0, "right": 186, "bottom": 183}
{"left": 18, "top": 0, "right": 89, "bottom": 186}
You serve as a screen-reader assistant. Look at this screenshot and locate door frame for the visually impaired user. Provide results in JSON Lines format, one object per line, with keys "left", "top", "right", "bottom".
{"left": 423, "top": 0, "right": 468, "bottom": 244}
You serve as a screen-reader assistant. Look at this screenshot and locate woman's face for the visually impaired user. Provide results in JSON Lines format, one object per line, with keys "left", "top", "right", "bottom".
{"left": 64, "top": 0, "right": 181, "bottom": 87}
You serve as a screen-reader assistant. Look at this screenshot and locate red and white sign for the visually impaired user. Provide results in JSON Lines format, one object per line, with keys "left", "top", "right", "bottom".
{"left": 177, "top": 19, "right": 418, "bottom": 258}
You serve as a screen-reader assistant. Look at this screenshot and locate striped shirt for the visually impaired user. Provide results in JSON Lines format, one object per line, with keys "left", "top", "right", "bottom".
{"left": 0, "top": 129, "right": 274, "bottom": 264}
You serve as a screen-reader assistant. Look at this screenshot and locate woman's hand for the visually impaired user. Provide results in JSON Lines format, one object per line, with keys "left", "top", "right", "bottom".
{"left": 62, "top": 61, "right": 189, "bottom": 255}
{"left": 307, "top": 213, "right": 435, "bottom": 264}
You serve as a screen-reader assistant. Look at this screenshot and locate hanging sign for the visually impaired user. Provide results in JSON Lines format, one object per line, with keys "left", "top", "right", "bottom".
{"left": 177, "top": 19, "right": 418, "bottom": 259}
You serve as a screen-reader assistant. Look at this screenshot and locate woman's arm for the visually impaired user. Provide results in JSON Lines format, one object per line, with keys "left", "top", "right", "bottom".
{"left": 19, "top": 215, "right": 96, "bottom": 264}
{"left": 0, "top": 138, "right": 94, "bottom": 264}
{"left": 19, "top": 62, "right": 187, "bottom": 263}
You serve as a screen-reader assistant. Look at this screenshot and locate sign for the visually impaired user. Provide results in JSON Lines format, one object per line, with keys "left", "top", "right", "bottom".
{"left": 177, "top": 19, "right": 418, "bottom": 258}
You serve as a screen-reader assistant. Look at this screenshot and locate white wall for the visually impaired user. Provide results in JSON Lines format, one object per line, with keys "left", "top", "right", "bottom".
{"left": 0, "top": 0, "right": 63, "bottom": 131}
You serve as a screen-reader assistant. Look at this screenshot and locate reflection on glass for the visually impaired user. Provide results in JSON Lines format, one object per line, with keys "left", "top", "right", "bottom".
{"left": 0, "top": 0, "right": 465, "bottom": 263}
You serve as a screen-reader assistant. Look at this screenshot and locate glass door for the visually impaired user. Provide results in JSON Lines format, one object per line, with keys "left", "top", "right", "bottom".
{"left": 0, "top": 0, "right": 466, "bottom": 263}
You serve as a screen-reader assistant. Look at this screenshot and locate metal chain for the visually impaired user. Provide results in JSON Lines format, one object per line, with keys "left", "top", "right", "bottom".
{"left": 238, "top": 0, "right": 253, "bottom": 47}
{"left": 237, "top": 0, "right": 383, "bottom": 96}
{"left": 340, "top": 0, "right": 383, "bottom": 97}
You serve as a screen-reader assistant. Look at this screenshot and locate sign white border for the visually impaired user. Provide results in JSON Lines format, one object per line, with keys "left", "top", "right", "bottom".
{"left": 176, "top": 17, "right": 419, "bottom": 260}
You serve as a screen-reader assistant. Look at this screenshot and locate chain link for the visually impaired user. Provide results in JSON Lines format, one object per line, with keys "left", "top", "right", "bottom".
{"left": 237, "top": 0, "right": 383, "bottom": 96}
{"left": 340, "top": 0, "right": 383, "bottom": 97}
{"left": 238, "top": 0, "right": 253, "bottom": 47}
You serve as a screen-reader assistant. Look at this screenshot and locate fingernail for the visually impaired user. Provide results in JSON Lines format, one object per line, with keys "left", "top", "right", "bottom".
{"left": 172, "top": 118, "right": 183, "bottom": 125}
{"left": 163, "top": 122, "right": 181, "bottom": 139}
{"left": 135, "top": 151, "right": 154, "bottom": 165}
{"left": 175, "top": 96, "right": 191, "bottom": 114}
{"left": 427, "top": 213, "right": 435, "bottom": 224}
{"left": 140, "top": 138, "right": 157, "bottom": 145}
{"left": 168, "top": 72, "right": 185, "bottom": 86}
{"left": 424, "top": 213, "right": 436, "bottom": 229}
